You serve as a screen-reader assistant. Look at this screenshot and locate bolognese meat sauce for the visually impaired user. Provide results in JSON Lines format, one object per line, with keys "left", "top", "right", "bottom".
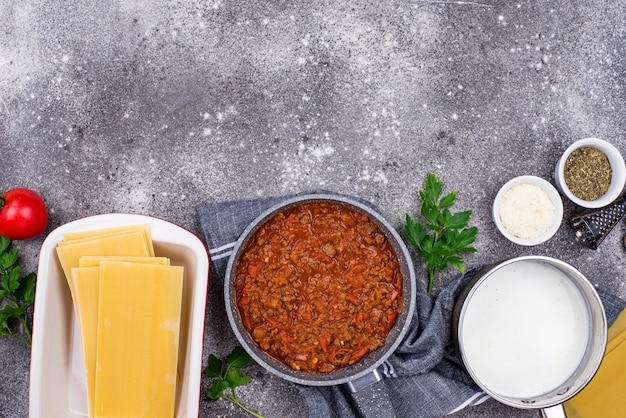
{"left": 234, "top": 202, "right": 403, "bottom": 373}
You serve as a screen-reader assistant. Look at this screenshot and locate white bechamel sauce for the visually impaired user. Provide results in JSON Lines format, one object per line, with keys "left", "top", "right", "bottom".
{"left": 460, "top": 260, "right": 589, "bottom": 399}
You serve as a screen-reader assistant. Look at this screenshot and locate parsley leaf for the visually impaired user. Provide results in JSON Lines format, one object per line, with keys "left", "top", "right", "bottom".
{"left": 0, "top": 236, "right": 36, "bottom": 347}
{"left": 204, "top": 346, "right": 264, "bottom": 417}
{"left": 405, "top": 173, "right": 478, "bottom": 294}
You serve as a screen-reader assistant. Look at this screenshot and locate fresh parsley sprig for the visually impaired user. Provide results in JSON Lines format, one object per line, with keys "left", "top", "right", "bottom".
{"left": 205, "top": 346, "right": 265, "bottom": 418}
{"left": 0, "top": 236, "right": 36, "bottom": 347}
{"left": 405, "top": 172, "right": 478, "bottom": 294}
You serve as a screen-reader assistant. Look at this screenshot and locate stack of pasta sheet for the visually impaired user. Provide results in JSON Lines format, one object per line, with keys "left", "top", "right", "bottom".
{"left": 56, "top": 225, "right": 184, "bottom": 418}
{"left": 564, "top": 308, "right": 626, "bottom": 418}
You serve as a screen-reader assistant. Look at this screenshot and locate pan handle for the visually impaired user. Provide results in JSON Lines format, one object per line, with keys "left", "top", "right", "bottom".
{"left": 346, "top": 368, "right": 396, "bottom": 418}
{"left": 539, "top": 404, "right": 566, "bottom": 418}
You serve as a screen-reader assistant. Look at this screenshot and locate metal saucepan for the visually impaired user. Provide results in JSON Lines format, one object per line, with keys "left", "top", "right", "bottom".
{"left": 452, "top": 256, "right": 607, "bottom": 418}
{"left": 224, "top": 194, "right": 416, "bottom": 414}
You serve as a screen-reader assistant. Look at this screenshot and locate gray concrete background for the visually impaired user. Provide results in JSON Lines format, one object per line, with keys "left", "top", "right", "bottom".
{"left": 1, "top": 0, "right": 625, "bottom": 417}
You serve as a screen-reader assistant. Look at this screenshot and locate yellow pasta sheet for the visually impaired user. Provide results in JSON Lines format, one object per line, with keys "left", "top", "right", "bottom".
{"left": 564, "top": 308, "right": 626, "bottom": 418}
{"left": 94, "top": 261, "right": 183, "bottom": 418}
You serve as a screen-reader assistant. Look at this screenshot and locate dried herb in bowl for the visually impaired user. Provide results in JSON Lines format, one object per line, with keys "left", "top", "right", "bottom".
{"left": 563, "top": 147, "right": 612, "bottom": 201}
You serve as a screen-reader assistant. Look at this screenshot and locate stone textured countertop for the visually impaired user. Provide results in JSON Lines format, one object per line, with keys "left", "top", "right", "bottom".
{"left": 1, "top": 1, "right": 625, "bottom": 417}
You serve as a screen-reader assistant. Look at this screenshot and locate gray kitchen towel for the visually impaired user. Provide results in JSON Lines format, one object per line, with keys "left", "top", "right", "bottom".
{"left": 196, "top": 191, "right": 626, "bottom": 418}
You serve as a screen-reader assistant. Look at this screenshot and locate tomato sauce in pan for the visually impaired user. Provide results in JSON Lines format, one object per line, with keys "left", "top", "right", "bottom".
{"left": 234, "top": 202, "right": 403, "bottom": 373}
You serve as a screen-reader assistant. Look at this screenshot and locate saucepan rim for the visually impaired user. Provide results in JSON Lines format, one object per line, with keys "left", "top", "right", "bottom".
{"left": 452, "top": 255, "right": 607, "bottom": 410}
{"left": 224, "top": 193, "right": 417, "bottom": 386}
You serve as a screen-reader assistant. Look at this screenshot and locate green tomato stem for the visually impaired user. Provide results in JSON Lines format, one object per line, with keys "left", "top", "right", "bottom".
{"left": 0, "top": 196, "right": 4, "bottom": 210}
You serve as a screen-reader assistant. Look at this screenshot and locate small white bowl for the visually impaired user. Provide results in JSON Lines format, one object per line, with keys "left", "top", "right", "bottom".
{"left": 493, "top": 176, "right": 564, "bottom": 246}
{"left": 555, "top": 138, "right": 626, "bottom": 208}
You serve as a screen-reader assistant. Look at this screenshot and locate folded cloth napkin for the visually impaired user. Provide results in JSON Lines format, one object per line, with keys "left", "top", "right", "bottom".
{"left": 196, "top": 191, "right": 626, "bottom": 418}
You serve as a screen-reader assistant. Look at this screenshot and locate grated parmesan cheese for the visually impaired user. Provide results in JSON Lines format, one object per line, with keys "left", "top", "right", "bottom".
{"left": 499, "top": 183, "right": 556, "bottom": 239}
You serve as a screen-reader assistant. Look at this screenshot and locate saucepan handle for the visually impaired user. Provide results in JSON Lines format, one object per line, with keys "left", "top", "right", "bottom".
{"left": 346, "top": 368, "right": 396, "bottom": 418}
{"left": 539, "top": 404, "right": 566, "bottom": 418}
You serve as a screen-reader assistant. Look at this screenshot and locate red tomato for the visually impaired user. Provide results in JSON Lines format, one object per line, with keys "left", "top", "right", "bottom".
{"left": 0, "top": 188, "right": 48, "bottom": 240}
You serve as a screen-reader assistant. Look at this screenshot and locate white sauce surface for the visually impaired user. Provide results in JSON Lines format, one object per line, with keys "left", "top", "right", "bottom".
{"left": 460, "top": 260, "right": 589, "bottom": 399}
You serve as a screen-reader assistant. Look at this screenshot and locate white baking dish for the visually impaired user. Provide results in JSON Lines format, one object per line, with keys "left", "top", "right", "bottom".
{"left": 29, "top": 214, "right": 209, "bottom": 418}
